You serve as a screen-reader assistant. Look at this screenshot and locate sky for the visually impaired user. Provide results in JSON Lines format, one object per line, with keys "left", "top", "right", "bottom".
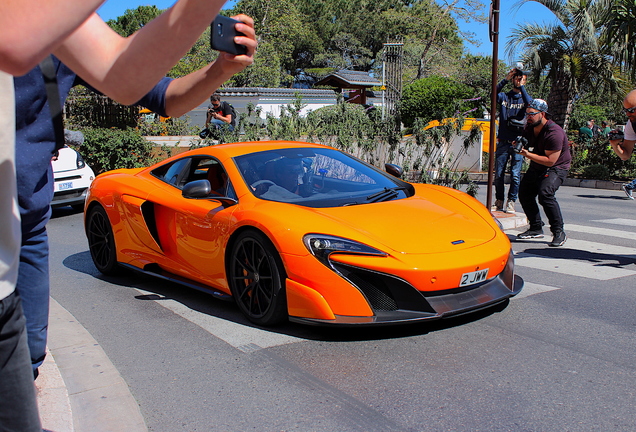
{"left": 97, "top": 0, "right": 552, "bottom": 66}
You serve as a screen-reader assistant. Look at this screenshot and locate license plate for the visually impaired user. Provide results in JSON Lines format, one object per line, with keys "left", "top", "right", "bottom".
{"left": 460, "top": 268, "right": 489, "bottom": 287}
{"left": 58, "top": 181, "right": 73, "bottom": 191}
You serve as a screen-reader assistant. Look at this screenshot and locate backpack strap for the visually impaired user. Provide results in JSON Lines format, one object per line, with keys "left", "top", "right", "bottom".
{"left": 39, "top": 56, "right": 65, "bottom": 153}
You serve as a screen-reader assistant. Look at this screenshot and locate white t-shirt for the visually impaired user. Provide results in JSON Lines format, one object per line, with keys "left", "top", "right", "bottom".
{"left": 624, "top": 119, "right": 636, "bottom": 141}
{"left": 0, "top": 71, "right": 20, "bottom": 300}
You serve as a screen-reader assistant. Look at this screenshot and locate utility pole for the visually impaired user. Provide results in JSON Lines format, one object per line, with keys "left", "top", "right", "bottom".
{"left": 487, "top": 0, "right": 500, "bottom": 213}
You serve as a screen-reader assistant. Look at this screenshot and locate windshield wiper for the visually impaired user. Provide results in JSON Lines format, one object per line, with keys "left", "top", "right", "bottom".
{"left": 366, "top": 187, "right": 407, "bottom": 203}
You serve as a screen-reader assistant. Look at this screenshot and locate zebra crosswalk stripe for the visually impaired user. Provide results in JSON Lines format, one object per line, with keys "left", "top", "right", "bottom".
{"left": 509, "top": 229, "right": 636, "bottom": 280}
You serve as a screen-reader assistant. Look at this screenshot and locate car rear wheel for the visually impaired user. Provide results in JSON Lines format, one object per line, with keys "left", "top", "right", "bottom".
{"left": 86, "top": 205, "right": 119, "bottom": 275}
{"left": 228, "top": 230, "right": 287, "bottom": 326}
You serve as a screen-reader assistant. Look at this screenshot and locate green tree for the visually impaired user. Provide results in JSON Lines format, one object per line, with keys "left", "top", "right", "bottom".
{"left": 507, "top": 0, "right": 622, "bottom": 132}
{"left": 400, "top": 75, "right": 474, "bottom": 127}
{"left": 106, "top": 5, "right": 163, "bottom": 36}
{"left": 599, "top": 0, "right": 636, "bottom": 80}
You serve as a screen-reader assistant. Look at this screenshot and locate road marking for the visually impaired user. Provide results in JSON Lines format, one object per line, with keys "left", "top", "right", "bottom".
{"left": 514, "top": 282, "right": 560, "bottom": 299}
{"left": 515, "top": 252, "right": 636, "bottom": 279}
{"left": 134, "top": 288, "right": 303, "bottom": 350}
{"left": 590, "top": 218, "right": 636, "bottom": 227}
{"left": 565, "top": 224, "right": 636, "bottom": 240}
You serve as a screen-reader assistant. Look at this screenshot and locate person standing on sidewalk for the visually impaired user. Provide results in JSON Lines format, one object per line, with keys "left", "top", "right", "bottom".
{"left": 493, "top": 67, "right": 534, "bottom": 213}
{"left": 609, "top": 90, "right": 636, "bottom": 199}
{"left": 516, "top": 99, "right": 571, "bottom": 247}
{"left": 1, "top": 2, "right": 114, "bottom": 430}
{"left": 12, "top": 8, "right": 256, "bottom": 380}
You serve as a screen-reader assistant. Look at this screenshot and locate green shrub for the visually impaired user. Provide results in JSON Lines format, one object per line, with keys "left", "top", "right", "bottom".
{"left": 80, "top": 127, "right": 158, "bottom": 174}
{"left": 580, "top": 164, "right": 610, "bottom": 180}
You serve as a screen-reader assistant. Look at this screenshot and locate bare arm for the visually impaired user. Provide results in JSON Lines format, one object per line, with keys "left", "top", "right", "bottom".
{"left": 520, "top": 148, "right": 561, "bottom": 167}
{"left": 54, "top": 0, "right": 232, "bottom": 105}
{"left": 610, "top": 139, "right": 635, "bottom": 161}
{"left": 163, "top": 15, "right": 256, "bottom": 117}
{"left": 0, "top": 0, "right": 105, "bottom": 75}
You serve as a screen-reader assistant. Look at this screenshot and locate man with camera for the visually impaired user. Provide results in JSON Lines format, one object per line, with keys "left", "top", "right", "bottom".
{"left": 609, "top": 90, "right": 636, "bottom": 198}
{"left": 204, "top": 93, "right": 236, "bottom": 136}
{"left": 493, "top": 67, "right": 534, "bottom": 213}
{"left": 515, "top": 99, "right": 571, "bottom": 247}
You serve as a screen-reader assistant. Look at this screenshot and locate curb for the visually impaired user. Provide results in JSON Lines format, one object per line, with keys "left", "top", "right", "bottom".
{"left": 44, "top": 298, "right": 147, "bottom": 432}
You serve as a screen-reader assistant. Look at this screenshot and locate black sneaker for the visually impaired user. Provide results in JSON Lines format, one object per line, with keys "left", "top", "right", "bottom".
{"left": 622, "top": 184, "right": 634, "bottom": 200}
{"left": 517, "top": 228, "right": 544, "bottom": 239}
{"left": 549, "top": 231, "right": 567, "bottom": 247}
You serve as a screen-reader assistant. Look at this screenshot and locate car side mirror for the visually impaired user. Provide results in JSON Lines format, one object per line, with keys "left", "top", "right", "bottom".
{"left": 182, "top": 180, "right": 238, "bottom": 207}
{"left": 385, "top": 163, "right": 403, "bottom": 179}
{"left": 182, "top": 180, "right": 211, "bottom": 199}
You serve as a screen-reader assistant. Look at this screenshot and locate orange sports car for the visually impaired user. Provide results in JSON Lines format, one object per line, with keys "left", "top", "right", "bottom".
{"left": 85, "top": 141, "right": 523, "bottom": 326}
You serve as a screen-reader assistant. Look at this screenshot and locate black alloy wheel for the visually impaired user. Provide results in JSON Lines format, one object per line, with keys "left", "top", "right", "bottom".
{"left": 86, "top": 205, "right": 119, "bottom": 275}
{"left": 228, "top": 230, "right": 287, "bottom": 326}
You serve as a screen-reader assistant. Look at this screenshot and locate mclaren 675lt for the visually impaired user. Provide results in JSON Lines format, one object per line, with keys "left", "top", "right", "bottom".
{"left": 84, "top": 141, "right": 523, "bottom": 326}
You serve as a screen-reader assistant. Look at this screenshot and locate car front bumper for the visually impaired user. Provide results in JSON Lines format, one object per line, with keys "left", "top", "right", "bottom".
{"left": 290, "top": 273, "right": 523, "bottom": 327}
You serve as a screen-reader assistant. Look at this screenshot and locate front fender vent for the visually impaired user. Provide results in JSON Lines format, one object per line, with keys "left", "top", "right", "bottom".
{"left": 331, "top": 263, "right": 435, "bottom": 313}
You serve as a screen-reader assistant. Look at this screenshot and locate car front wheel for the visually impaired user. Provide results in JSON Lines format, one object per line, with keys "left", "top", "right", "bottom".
{"left": 228, "top": 230, "right": 287, "bottom": 326}
{"left": 86, "top": 204, "right": 119, "bottom": 275}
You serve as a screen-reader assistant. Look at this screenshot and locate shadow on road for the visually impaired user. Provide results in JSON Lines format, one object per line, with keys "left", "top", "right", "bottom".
{"left": 63, "top": 250, "right": 511, "bottom": 343}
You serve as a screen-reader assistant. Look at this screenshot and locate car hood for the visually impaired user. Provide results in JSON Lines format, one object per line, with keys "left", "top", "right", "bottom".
{"left": 304, "top": 193, "right": 496, "bottom": 255}
{"left": 52, "top": 147, "right": 78, "bottom": 173}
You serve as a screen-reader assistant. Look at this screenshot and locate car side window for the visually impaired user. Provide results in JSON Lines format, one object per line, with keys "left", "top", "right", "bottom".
{"left": 152, "top": 158, "right": 191, "bottom": 188}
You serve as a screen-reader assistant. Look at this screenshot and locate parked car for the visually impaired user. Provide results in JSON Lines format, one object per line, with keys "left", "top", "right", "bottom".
{"left": 52, "top": 146, "right": 95, "bottom": 211}
{"left": 84, "top": 141, "right": 523, "bottom": 326}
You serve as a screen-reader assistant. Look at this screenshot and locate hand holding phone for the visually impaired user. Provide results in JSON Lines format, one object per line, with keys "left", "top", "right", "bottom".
{"left": 211, "top": 15, "right": 247, "bottom": 55}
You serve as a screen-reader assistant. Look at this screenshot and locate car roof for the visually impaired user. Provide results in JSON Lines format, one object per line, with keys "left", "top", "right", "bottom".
{"left": 184, "top": 141, "right": 332, "bottom": 160}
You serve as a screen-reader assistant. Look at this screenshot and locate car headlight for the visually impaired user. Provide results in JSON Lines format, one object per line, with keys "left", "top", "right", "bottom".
{"left": 76, "top": 152, "right": 86, "bottom": 169}
{"left": 303, "top": 234, "right": 388, "bottom": 266}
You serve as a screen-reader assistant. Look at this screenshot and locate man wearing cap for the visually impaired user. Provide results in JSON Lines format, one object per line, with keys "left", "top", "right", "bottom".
{"left": 516, "top": 99, "right": 571, "bottom": 247}
{"left": 493, "top": 68, "right": 533, "bottom": 213}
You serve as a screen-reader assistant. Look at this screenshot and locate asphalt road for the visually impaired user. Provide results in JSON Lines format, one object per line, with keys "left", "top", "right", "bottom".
{"left": 49, "top": 184, "right": 636, "bottom": 432}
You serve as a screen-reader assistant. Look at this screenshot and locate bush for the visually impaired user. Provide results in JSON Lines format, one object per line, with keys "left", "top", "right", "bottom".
{"left": 580, "top": 164, "right": 610, "bottom": 180}
{"left": 79, "top": 127, "right": 158, "bottom": 174}
{"left": 400, "top": 76, "right": 474, "bottom": 128}
{"left": 570, "top": 136, "right": 636, "bottom": 180}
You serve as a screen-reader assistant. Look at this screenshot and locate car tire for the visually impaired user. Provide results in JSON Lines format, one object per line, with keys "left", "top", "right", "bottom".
{"left": 86, "top": 204, "right": 120, "bottom": 275}
{"left": 228, "top": 230, "right": 288, "bottom": 326}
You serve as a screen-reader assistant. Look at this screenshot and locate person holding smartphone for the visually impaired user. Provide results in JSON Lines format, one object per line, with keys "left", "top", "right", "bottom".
{"left": 206, "top": 93, "right": 236, "bottom": 132}
{"left": 9, "top": 5, "right": 256, "bottom": 389}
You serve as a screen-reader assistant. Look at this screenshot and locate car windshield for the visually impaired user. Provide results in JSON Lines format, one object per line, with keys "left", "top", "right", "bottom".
{"left": 234, "top": 147, "right": 413, "bottom": 208}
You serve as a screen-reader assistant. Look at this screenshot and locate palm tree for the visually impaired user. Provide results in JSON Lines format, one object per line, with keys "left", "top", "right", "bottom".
{"left": 507, "top": 0, "right": 622, "bottom": 132}
{"left": 598, "top": 0, "right": 636, "bottom": 80}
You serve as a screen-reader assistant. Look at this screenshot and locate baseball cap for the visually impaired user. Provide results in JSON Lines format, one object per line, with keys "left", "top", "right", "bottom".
{"left": 528, "top": 99, "right": 548, "bottom": 113}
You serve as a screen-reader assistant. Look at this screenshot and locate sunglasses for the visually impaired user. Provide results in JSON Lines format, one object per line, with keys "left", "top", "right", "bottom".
{"left": 623, "top": 106, "right": 636, "bottom": 114}
{"left": 525, "top": 111, "right": 541, "bottom": 117}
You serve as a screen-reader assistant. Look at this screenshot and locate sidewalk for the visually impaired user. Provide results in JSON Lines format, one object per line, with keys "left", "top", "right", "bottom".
{"left": 37, "top": 298, "right": 147, "bottom": 432}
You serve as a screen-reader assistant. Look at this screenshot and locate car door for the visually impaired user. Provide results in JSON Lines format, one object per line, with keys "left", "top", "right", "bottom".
{"left": 148, "top": 156, "right": 237, "bottom": 291}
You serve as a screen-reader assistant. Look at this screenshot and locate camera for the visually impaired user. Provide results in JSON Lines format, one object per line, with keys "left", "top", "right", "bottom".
{"left": 513, "top": 136, "right": 528, "bottom": 153}
{"left": 608, "top": 130, "right": 625, "bottom": 141}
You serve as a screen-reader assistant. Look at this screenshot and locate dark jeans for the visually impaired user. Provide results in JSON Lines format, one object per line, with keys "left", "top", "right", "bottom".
{"left": 494, "top": 141, "right": 523, "bottom": 201}
{"left": 519, "top": 166, "right": 568, "bottom": 233}
{"left": 16, "top": 226, "right": 49, "bottom": 372}
{"left": 0, "top": 291, "right": 42, "bottom": 431}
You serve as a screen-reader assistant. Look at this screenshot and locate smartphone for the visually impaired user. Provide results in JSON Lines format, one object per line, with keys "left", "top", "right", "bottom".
{"left": 210, "top": 15, "right": 247, "bottom": 55}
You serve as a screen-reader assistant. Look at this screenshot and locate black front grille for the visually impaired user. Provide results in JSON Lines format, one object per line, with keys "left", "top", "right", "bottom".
{"left": 52, "top": 188, "right": 85, "bottom": 200}
{"left": 331, "top": 263, "right": 435, "bottom": 313}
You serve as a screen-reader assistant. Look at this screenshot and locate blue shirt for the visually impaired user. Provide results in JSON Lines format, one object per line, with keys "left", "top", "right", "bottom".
{"left": 496, "top": 79, "right": 533, "bottom": 142}
{"left": 14, "top": 57, "right": 172, "bottom": 233}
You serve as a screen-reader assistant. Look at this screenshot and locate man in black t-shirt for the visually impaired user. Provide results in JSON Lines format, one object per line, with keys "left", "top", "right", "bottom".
{"left": 516, "top": 99, "right": 571, "bottom": 247}
{"left": 205, "top": 93, "right": 235, "bottom": 132}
